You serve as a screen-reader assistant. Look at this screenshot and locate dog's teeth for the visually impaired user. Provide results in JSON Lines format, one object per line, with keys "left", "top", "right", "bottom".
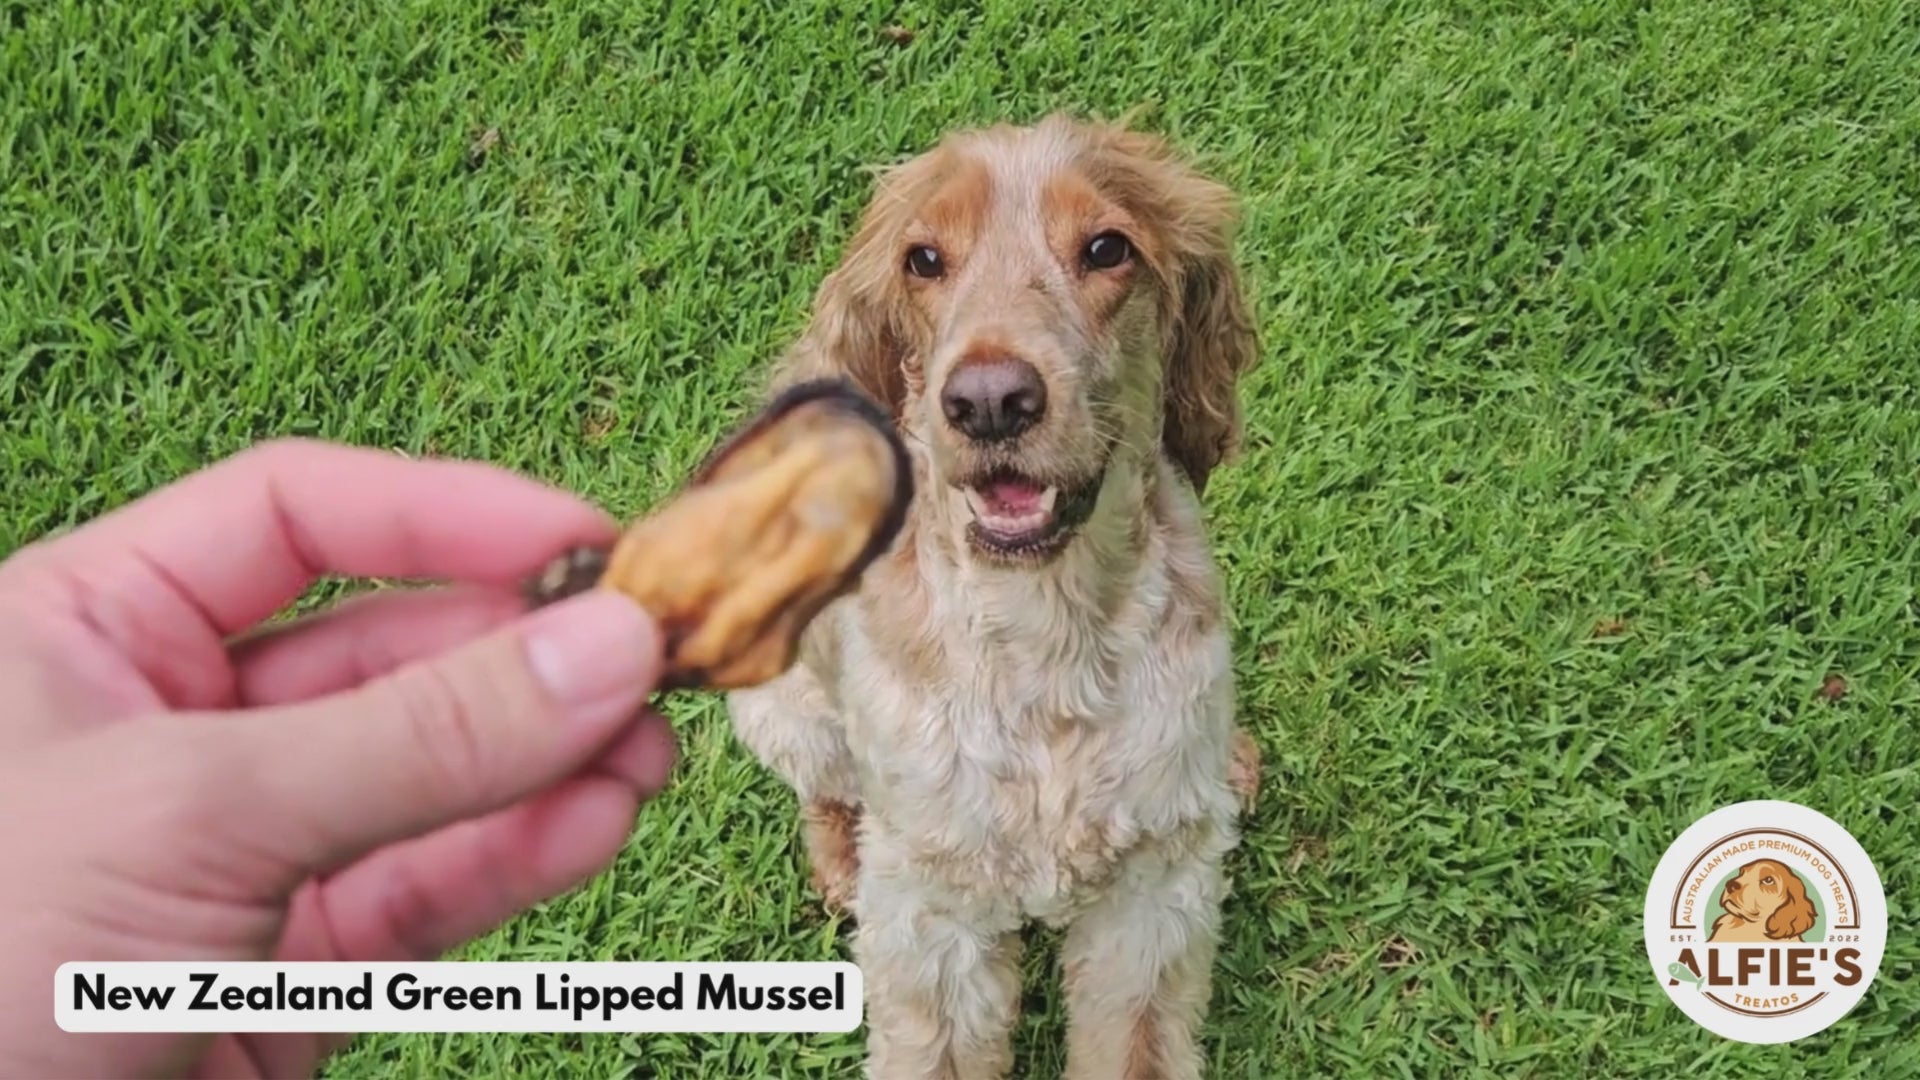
{"left": 959, "top": 480, "right": 1063, "bottom": 543}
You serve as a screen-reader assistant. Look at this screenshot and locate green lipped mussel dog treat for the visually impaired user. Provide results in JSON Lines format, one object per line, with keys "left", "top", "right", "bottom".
{"left": 524, "top": 379, "right": 912, "bottom": 691}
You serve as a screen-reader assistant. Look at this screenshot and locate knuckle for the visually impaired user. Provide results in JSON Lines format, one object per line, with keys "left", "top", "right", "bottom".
{"left": 373, "top": 853, "right": 457, "bottom": 959}
{"left": 231, "top": 436, "right": 352, "bottom": 485}
{"left": 385, "top": 661, "right": 503, "bottom": 806}
{"left": 247, "top": 435, "right": 325, "bottom": 461}
{"left": 232, "top": 436, "right": 312, "bottom": 474}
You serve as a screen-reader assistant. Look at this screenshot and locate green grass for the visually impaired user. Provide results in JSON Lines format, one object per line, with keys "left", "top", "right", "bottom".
{"left": 5, "top": 0, "right": 1918, "bottom": 1075}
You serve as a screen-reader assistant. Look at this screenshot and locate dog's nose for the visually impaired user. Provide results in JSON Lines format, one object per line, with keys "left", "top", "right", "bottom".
{"left": 940, "top": 357, "right": 1047, "bottom": 443}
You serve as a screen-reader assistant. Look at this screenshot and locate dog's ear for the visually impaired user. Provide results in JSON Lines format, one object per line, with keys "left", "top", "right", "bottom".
{"left": 1082, "top": 121, "right": 1260, "bottom": 496}
{"left": 1768, "top": 868, "right": 1819, "bottom": 940}
{"left": 769, "top": 263, "right": 907, "bottom": 414}
{"left": 1165, "top": 249, "right": 1258, "bottom": 495}
{"left": 767, "top": 155, "right": 944, "bottom": 417}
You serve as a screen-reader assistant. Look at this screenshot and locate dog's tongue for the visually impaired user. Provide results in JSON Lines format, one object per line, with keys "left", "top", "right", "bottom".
{"left": 983, "top": 476, "right": 1048, "bottom": 516}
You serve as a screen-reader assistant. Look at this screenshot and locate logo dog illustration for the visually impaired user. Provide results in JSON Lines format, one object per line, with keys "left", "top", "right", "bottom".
{"left": 1707, "top": 858, "right": 1819, "bottom": 943}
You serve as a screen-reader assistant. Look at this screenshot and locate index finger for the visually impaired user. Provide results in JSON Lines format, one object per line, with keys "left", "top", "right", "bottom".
{"left": 5, "top": 438, "right": 618, "bottom": 636}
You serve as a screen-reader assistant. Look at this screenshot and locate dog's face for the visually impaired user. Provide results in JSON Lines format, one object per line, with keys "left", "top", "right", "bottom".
{"left": 1720, "top": 859, "right": 1818, "bottom": 939}
{"left": 784, "top": 115, "right": 1257, "bottom": 565}
{"left": 896, "top": 130, "right": 1161, "bottom": 564}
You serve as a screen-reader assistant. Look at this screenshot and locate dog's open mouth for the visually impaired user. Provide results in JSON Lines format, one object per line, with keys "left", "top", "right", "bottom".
{"left": 960, "top": 467, "right": 1102, "bottom": 557}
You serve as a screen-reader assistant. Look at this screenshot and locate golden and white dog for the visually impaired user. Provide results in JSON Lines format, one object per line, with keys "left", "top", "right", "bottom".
{"left": 727, "top": 113, "right": 1261, "bottom": 1079}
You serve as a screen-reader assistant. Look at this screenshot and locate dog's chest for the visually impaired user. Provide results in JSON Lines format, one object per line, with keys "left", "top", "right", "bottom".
{"left": 844, "top": 633, "right": 1222, "bottom": 922}
{"left": 878, "top": 704, "right": 1141, "bottom": 916}
{"left": 832, "top": 520, "right": 1234, "bottom": 920}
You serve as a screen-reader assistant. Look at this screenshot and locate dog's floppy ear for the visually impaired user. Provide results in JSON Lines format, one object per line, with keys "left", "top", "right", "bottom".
{"left": 1768, "top": 868, "right": 1819, "bottom": 940}
{"left": 769, "top": 255, "right": 906, "bottom": 416}
{"left": 1082, "top": 120, "right": 1260, "bottom": 496}
{"left": 767, "top": 154, "right": 945, "bottom": 417}
{"left": 1165, "top": 249, "right": 1258, "bottom": 495}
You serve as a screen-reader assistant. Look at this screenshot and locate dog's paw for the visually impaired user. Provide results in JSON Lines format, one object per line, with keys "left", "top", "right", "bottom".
{"left": 1229, "top": 728, "right": 1262, "bottom": 815}
{"left": 802, "top": 797, "right": 863, "bottom": 920}
{"left": 809, "top": 866, "right": 860, "bottom": 920}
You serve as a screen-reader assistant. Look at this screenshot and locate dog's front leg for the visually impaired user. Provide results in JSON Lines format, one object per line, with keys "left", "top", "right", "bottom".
{"left": 1060, "top": 831, "right": 1229, "bottom": 1080}
{"left": 728, "top": 669, "right": 865, "bottom": 914}
{"left": 854, "top": 830, "right": 1023, "bottom": 1080}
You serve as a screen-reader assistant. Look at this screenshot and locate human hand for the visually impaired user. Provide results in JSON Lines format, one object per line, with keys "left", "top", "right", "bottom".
{"left": 0, "top": 439, "right": 675, "bottom": 1079}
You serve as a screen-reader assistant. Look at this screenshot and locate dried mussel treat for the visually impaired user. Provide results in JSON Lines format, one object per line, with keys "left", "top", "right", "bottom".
{"left": 525, "top": 378, "right": 912, "bottom": 691}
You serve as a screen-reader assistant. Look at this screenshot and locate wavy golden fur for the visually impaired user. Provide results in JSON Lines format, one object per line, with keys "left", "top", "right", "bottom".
{"left": 1708, "top": 858, "right": 1819, "bottom": 943}
{"left": 729, "top": 113, "right": 1262, "bottom": 1080}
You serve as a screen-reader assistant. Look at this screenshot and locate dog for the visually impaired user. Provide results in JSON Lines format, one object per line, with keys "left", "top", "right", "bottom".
{"left": 726, "top": 113, "right": 1261, "bottom": 1079}
{"left": 1707, "top": 859, "right": 1819, "bottom": 943}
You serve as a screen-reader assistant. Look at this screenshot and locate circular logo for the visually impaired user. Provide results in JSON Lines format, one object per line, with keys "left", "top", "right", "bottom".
{"left": 1643, "top": 800, "right": 1885, "bottom": 1044}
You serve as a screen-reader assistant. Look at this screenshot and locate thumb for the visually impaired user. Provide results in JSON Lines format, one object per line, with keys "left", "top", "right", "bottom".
{"left": 226, "top": 589, "right": 664, "bottom": 873}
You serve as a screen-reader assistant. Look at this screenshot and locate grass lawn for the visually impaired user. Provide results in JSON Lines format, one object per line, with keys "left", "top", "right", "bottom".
{"left": 5, "top": 0, "right": 1919, "bottom": 1075}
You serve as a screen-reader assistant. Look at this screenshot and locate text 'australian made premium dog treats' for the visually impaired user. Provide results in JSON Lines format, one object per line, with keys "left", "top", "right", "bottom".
{"left": 524, "top": 378, "right": 912, "bottom": 692}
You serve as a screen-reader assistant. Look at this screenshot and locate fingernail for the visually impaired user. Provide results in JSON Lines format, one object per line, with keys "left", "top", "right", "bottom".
{"left": 522, "top": 590, "right": 661, "bottom": 727}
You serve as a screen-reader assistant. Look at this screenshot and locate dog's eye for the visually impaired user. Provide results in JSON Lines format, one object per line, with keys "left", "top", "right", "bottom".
{"left": 905, "top": 245, "right": 945, "bottom": 279}
{"left": 1762, "top": 876, "right": 1775, "bottom": 885}
{"left": 1082, "top": 231, "right": 1133, "bottom": 271}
